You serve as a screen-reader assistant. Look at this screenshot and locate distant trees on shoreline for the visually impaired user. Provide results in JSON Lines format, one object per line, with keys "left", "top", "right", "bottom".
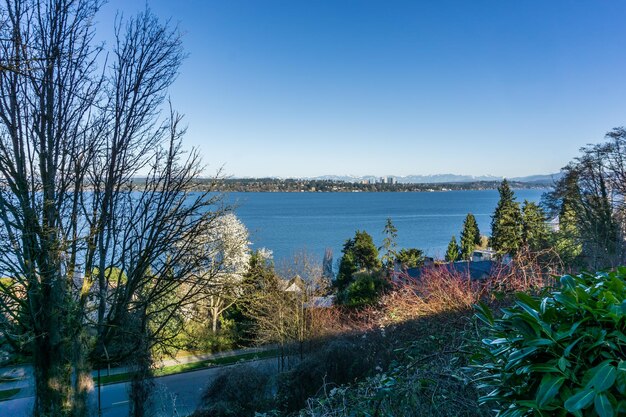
{"left": 201, "top": 178, "right": 551, "bottom": 193}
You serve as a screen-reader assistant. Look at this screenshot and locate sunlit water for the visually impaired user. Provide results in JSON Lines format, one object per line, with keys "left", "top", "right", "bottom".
{"left": 222, "top": 189, "right": 546, "bottom": 265}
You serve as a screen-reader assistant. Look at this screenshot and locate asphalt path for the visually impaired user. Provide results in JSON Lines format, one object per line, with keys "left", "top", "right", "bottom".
{"left": 0, "top": 357, "right": 279, "bottom": 417}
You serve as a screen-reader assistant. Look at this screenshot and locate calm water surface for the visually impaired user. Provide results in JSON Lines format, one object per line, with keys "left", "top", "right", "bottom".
{"left": 224, "top": 190, "right": 546, "bottom": 263}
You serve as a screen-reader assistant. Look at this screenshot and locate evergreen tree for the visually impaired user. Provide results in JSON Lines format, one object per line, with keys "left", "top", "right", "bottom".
{"left": 396, "top": 248, "right": 425, "bottom": 268}
{"left": 351, "top": 230, "right": 382, "bottom": 271}
{"left": 460, "top": 213, "right": 481, "bottom": 260}
{"left": 521, "top": 200, "right": 549, "bottom": 251}
{"left": 553, "top": 201, "right": 582, "bottom": 265}
{"left": 445, "top": 236, "right": 460, "bottom": 262}
{"left": 380, "top": 218, "right": 398, "bottom": 269}
{"left": 490, "top": 179, "right": 523, "bottom": 255}
{"left": 336, "top": 249, "right": 357, "bottom": 291}
{"left": 335, "top": 230, "right": 381, "bottom": 290}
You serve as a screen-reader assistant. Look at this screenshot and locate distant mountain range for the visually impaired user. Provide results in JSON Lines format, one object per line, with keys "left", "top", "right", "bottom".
{"left": 304, "top": 173, "right": 563, "bottom": 184}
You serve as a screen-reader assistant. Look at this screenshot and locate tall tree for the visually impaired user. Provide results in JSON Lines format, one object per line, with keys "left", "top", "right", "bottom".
{"left": 521, "top": 201, "right": 549, "bottom": 251}
{"left": 0, "top": 2, "right": 225, "bottom": 416}
{"left": 380, "top": 218, "right": 398, "bottom": 270}
{"left": 445, "top": 236, "right": 460, "bottom": 262}
{"left": 544, "top": 147, "right": 621, "bottom": 268}
{"left": 543, "top": 169, "right": 584, "bottom": 266}
{"left": 460, "top": 213, "right": 481, "bottom": 260}
{"left": 490, "top": 179, "right": 523, "bottom": 255}
{"left": 335, "top": 230, "right": 381, "bottom": 291}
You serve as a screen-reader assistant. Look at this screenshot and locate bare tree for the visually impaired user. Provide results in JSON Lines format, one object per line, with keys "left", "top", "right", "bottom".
{"left": 0, "top": 1, "right": 226, "bottom": 416}
{"left": 544, "top": 129, "right": 626, "bottom": 269}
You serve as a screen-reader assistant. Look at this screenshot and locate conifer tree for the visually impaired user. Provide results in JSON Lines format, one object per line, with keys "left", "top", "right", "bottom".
{"left": 396, "top": 248, "right": 425, "bottom": 268}
{"left": 335, "top": 230, "right": 381, "bottom": 290}
{"left": 521, "top": 200, "right": 549, "bottom": 251}
{"left": 460, "top": 213, "right": 481, "bottom": 260}
{"left": 554, "top": 201, "right": 583, "bottom": 266}
{"left": 490, "top": 179, "right": 523, "bottom": 255}
{"left": 445, "top": 236, "right": 461, "bottom": 262}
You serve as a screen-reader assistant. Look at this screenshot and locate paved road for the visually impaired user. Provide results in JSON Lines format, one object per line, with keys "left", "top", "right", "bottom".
{"left": 0, "top": 346, "right": 270, "bottom": 393}
{"left": 0, "top": 357, "right": 279, "bottom": 417}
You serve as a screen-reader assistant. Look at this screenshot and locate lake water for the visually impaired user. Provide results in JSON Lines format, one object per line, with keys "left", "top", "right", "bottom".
{"left": 224, "top": 189, "right": 546, "bottom": 264}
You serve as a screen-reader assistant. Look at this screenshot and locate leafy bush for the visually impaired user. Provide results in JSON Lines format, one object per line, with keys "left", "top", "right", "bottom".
{"left": 473, "top": 267, "right": 626, "bottom": 417}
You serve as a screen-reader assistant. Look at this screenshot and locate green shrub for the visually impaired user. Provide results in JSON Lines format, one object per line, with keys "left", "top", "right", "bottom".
{"left": 339, "top": 271, "right": 389, "bottom": 308}
{"left": 473, "top": 267, "right": 626, "bottom": 417}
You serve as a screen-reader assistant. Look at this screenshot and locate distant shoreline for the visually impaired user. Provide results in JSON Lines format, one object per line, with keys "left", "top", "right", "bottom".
{"left": 185, "top": 178, "right": 552, "bottom": 193}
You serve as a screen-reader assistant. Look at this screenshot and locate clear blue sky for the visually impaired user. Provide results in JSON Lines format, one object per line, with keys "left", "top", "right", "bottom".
{"left": 99, "top": 1, "right": 626, "bottom": 178}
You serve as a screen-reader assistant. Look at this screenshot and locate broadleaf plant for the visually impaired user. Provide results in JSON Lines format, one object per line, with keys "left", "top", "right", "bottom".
{"left": 473, "top": 267, "right": 626, "bottom": 417}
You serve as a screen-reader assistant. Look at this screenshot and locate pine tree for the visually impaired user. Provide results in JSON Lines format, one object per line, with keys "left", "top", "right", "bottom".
{"left": 490, "top": 179, "right": 523, "bottom": 255}
{"left": 521, "top": 200, "right": 549, "bottom": 251}
{"left": 460, "top": 213, "right": 481, "bottom": 260}
{"left": 445, "top": 236, "right": 460, "bottom": 262}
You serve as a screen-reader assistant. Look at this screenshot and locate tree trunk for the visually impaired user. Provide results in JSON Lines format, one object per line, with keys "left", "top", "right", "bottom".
{"left": 129, "top": 329, "right": 154, "bottom": 417}
{"left": 71, "top": 327, "right": 93, "bottom": 417}
{"left": 32, "top": 302, "right": 72, "bottom": 417}
{"left": 211, "top": 308, "right": 219, "bottom": 333}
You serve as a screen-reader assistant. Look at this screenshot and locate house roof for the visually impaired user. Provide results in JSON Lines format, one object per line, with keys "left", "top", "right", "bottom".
{"left": 405, "top": 260, "right": 495, "bottom": 281}
{"left": 304, "top": 295, "right": 335, "bottom": 308}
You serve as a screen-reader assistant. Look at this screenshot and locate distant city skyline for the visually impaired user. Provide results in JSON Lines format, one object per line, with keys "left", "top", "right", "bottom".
{"left": 99, "top": 0, "right": 626, "bottom": 178}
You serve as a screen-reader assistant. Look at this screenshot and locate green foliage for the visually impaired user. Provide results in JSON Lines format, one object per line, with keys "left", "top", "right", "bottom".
{"left": 176, "top": 315, "right": 240, "bottom": 353}
{"left": 340, "top": 272, "right": 388, "bottom": 308}
{"left": 396, "top": 248, "right": 425, "bottom": 269}
{"left": 521, "top": 200, "right": 550, "bottom": 251}
{"left": 543, "top": 139, "right": 624, "bottom": 269}
{"left": 380, "top": 218, "right": 399, "bottom": 269}
{"left": 473, "top": 268, "right": 626, "bottom": 417}
{"left": 445, "top": 236, "right": 460, "bottom": 262}
{"left": 554, "top": 203, "right": 584, "bottom": 266}
{"left": 339, "top": 271, "right": 389, "bottom": 308}
{"left": 460, "top": 213, "right": 481, "bottom": 260}
{"left": 350, "top": 230, "right": 382, "bottom": 271}
{"left": 491, "top": 179, "right": 523, "bottom": 255}
{"left": 335, "top": 230, "right": 381, "bottom": 291}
